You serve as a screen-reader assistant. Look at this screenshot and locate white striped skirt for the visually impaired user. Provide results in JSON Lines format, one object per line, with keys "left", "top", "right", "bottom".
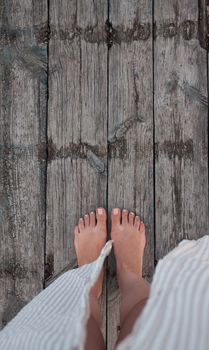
{"left": 0, "top": 235, "right": 209, "bottom": 350}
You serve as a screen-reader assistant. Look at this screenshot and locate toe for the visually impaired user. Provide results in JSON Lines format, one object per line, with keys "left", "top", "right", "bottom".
{"left": 139, "top": 220, "right": 145, "bottom": 232}
{"left": 134, "top": 216, "right": 141, "bottom": 229}
{"left": 129, "top": 211, "right": 135, "bottom": 225}
{"left": 96, "top": 207, "right": 106, "bottom": 225}
{"left": 111, "top": 208, "right": 121, "bottom": 226}
{"left": 84, "top": 214, "right": 90, "bottom": 227}
{"left": 90, "top": 211, "right": 96, "bottom": 227}
{"left": 78, "top": 218, "right": 84, "bottom": 231}
{"left": 74, "top": 225, "right": 80, "bottom": 235}
{"left": 122, "top": 209, "right": 128, "bottom": 224}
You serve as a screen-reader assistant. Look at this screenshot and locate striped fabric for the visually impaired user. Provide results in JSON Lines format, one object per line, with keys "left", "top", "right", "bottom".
{"left": 0, "top": 236, "right": 209, "bottom": 350}
{"left": 118, "top": 235, "right": 209, "bottom": 350}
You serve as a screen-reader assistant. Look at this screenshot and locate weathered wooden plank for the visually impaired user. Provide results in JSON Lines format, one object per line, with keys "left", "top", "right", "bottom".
{"left": 198, "top": 0, "right": 209, "bottom": 51}
{"left": 46, "top": 0, "right": 108, "bottom": 342}
{"left": 107, "top": 1, "right": 154, "bottom": 348}
{"left": 154, "top": 1, "right": 209, "bottom": 260}
{"left": 0, "top": 0, "right": 47, "bottom": 327}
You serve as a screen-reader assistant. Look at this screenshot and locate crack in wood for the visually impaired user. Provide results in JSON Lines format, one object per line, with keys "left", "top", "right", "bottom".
{"left": 172, "top": 168, "right": 182, "bottom": 231}
{"left": 132, "top": 67, "right": 139, "bottom": 112}
{"left": 155, "top": 140, "right": 194, "bottom": 160}
{"left": 198, "top": 0, "right": 209, "bottom": 50}
{"left": 44, "top": 253, "right": 54, "bottom": 280}
{"left": 105, "top": 20, "right": 114, "bottom": 48}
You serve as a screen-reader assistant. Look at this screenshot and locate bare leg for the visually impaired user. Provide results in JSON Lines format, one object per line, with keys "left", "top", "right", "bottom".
{"left": 117, "top": 271, "right": 150, "bottom": 344}
{"left": 84, "top": 291, "right": 105, "bottom": 350}
{"left": 110, "top": 208, "right": 150, "bottom": 346}
{"left": 74, "top": 208, "right": 107, "bottom": 350}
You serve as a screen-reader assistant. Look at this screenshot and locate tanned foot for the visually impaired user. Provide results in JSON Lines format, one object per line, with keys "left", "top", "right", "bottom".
{"left": 110, "top": 208, "right": 146, "bottom": 289}
{"left": 74, "top": 207, "right": 107, "bottom": 299}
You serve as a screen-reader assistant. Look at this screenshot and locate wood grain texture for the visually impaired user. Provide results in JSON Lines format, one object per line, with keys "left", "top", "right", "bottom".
{"left": 46, "top": 0, "right": 108, "bottom": 341}
{"left": 0, "top": 0, "right": 47, "bottom": 328}
{"left": 154, "top": 0, "right": 209, "bottom": 260}
{"left": 1, "top": 1, "right": 208, "bottom": 347}
{"left": 107, "top": 1, "right": 154, "bottom": 348}
{"left": 198, "top": 0, "right": 209, "bottom": 50}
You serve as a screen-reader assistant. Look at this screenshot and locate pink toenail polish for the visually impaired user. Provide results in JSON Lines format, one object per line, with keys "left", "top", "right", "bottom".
{"left": 98, "top": 208, "right": 103, "bottom": 214}
{"left": 113, "top": 208, "right": 119, "bottom": 214}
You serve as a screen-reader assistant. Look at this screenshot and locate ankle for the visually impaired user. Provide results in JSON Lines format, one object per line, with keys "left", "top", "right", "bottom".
{"left": 90, "top": 284, "right": 99, "bottom": 299}
{"left": 89, "top": 292, "right": 102, "bottom": 327}
{"left": 119, "top": 278, "right": 150, "bottom": 327}
{"left": 117, "top": 266, "right": 141, "bottom": 294}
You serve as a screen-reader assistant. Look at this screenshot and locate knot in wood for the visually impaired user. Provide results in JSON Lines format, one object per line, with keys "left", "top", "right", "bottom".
{"left": 181, "top": 20, "right": 195, "bottom": 40}
{"left": 163, "top": 23, "right": 177, "bottom": 38}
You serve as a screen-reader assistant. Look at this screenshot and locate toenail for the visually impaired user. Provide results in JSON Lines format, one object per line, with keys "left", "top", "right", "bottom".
{"left": 113, "top": 208, "right": 119, "bottom": 214}
{"left": 130, "top": 212, "right": 134, "bottom": 215}
{"left": 98, "top": 208, "right": 103, "bottom": 214}
{"left": 90, "top": 211, "right": 94, "bottom": 215}
{"left": 123, "top": 209, "right": 127, "bottom": 212}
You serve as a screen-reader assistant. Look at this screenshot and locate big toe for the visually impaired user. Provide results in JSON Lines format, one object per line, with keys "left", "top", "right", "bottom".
{"left": 122, "top": 209, "right": 128, "bottom": 224}
{"left": 96, "top": 207, "right": 106, "bottom": 226}
{"left": 111, "top": 208, "right": 121, "bottom": 227}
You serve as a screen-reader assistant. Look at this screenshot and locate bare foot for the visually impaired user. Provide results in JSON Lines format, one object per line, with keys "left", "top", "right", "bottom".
{"left": 74, "top": 207, "right": 107, "bottom": 298}
{"left": 110, "top": 208, "right": 146, "bottom": 289}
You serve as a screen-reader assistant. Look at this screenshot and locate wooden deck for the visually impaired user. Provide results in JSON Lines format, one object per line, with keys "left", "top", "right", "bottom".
{"left": 0, "top": 0, "right": 208, "bottom": 348}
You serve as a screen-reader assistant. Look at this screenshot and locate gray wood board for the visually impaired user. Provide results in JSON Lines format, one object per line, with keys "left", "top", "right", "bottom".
{"left": 46, "top": 0, "right": 108, "bottom": 342}
{"left": 1, "top": 0, "right": 209, "bottom": 348}
{"left": 107, "top": 1, "right": 154, "bottom": 349}
{"left": 154, "top": 0, "right": 209, "bottom": 260}
{"left": 0, "top": 0, "right": 47, "bottom": 328}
